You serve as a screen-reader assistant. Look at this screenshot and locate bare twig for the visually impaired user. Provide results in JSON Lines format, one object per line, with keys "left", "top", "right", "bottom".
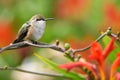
{"left": 0, "top": 66, "right": 67, "bottom": 78}
{"left": 25, "top": 41, "right": 65, "bottom": 52}
{"left": 71, "top": 27, "right": 112, "bottom": 53}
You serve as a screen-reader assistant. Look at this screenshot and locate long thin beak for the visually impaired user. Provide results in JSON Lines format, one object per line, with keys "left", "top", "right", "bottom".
{"left": 45, "top": 18, "right": 54, "bottom": 21}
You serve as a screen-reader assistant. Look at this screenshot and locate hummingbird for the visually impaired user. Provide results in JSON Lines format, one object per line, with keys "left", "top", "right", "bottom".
{"left": 12, "top": 14, "right": 54, "bottom": 43}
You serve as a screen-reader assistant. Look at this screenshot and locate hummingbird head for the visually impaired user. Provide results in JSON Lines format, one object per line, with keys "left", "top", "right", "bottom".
{"left": 30, "top": 14, "right": 54, "bottom": 29}
{"left": 30, "top": 14, "right": 54, "bottom": 22}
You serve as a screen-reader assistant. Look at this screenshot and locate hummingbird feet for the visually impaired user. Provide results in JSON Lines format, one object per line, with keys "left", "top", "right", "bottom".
{"left": 29, "top": 39, "right": 38, "bottom": 44}
{"left": 29, "top": 39, "right": 49, "bottom": 45}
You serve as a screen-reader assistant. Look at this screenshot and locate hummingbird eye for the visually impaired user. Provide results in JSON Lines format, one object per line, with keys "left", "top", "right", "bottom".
{"left": 36, "top": 18, "right": 44, "bottom": 21}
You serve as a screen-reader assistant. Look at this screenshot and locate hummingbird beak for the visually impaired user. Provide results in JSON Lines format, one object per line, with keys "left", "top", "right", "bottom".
{"left": 45, "top": 18, "right": 54, "bottom": 21}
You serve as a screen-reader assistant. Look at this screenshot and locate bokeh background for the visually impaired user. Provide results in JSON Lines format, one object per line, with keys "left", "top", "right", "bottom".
{"left": 0, "top": 0, "right": 120, "bottom": 80}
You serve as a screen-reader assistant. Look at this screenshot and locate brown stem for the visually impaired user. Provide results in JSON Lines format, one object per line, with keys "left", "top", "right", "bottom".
{"left": 0, "top": 66, "right": 67, "bottom": 78}
{"left": 72, "top": 27, "right": 112, "bottom": 53}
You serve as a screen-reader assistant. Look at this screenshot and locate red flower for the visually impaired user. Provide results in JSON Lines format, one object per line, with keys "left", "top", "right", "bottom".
{"left": 89, "top": 37, "right": 115, "bottom": 64}
{"left": 115, "top": 73, "right": 120, "bottom": 80}
{"left": 105, "top": 4, "right": 118, "bottom": 24}
{"left": 110, "top": 53, "right": 120, "bottom": 80}
{"left": 59, "top": 61, "right": 97, "bottom": 79}
{"left": 105, "top": 3, "right": 120, "bottom": 30}
{"left": 56, "top": 0, "right": 88, "bottom": 18}
{"left": 89, "top": 42, "right": 102, "bottom": 62}
{"left": 58, "top": 37, "right": 120, "bottom": 80}
{"left": 0, "top": 21, "right": 15, "bottom": 46}
{"left": 89, "top": 37, "right": 115, "bottom": 80}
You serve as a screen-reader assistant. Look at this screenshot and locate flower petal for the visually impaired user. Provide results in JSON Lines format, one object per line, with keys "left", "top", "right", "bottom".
{"left": 89, "top": 42, "right": 102, "bottom": 61}
{"left": 110, "top": 53, "right": 120, "bottom": 80}
{"left": 102, "top": 37, "right": 115, "bottom": 60}
{"left": 59, "top": 61, "right": 97, "bottom": 79}
{"left": 115, "top": 72, "right": 120, "bottom": 80}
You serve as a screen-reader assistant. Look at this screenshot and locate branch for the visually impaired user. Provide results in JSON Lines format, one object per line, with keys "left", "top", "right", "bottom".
{"left": 25, "top": 41, "right": 65, "bottom": 52}
{"left": 0, "top": 27, "right": 114, "bottom": 61}
{"left": 0, "top": 41, "right": 65, "bottom": 53}
{"left": 70, "top": 27, "right": 112, "bottom": 53}
{"left": 0, "top": 27, "right": 111, "bottom": 53}
{"left": 0, "top": 66, "right": 67, "bottom": 78}
{"left": 0, "top": 27, "right": 118, "bottom": 61}
{"left": 0, "top": 27, "right": 119, "bottom": 76}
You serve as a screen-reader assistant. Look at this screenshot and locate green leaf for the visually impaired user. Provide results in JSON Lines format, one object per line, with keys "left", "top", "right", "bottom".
{"left": 101, "top": 34, "right": 120, "bottom": 47}
{"left": 102, "top": 35, "right": 111, "bottom": 47}
{"left": 34, "top": 53, "right": 85, "bottom": 80}
{"left": 106, "top": 48, "right": 120, "bottom": 63}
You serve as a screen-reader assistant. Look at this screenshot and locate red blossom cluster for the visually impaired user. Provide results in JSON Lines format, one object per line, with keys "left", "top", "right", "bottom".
{"left": 59, "top": 38, "right": 120, "bottom": 80}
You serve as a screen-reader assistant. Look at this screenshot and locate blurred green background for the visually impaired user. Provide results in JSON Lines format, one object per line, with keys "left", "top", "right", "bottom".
{"left": 0, "top": 0, "right": 120, "bottom": 80}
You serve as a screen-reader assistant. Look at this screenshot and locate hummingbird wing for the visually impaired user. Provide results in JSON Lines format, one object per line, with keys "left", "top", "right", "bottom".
{"left": 12, "top": 22, "right": 31, "bottom": 43}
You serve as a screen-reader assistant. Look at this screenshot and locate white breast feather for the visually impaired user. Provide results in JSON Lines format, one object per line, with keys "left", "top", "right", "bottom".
{"left": 32, "top": 21, "right": 46, "bottom": 40}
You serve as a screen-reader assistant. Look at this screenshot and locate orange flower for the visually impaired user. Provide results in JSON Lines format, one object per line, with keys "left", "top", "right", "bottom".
{"left": 89, "top": 42, "right": 102, "bottom": 62}
{"left": 56, "top": 0, "right": 88, "bottom": 19}
{"left": 105, "top": 4, "right": 118, "bottom": 24}
{"left": 89, "top": 37, "right": 115, "bottom": 80}
{"left": 115, "top": 73, "right": 120, "bottom": 80}
{"left": 105, "top": 3, "right": 120, "bottom": 30}
{"left": 59, "top": 61, "right": 97, "bottom": 79}
{"left": 0, "top": 21, "right": 15, "bottom": 46}
{"left": 59, "top": 37, "right": 120, "bottom": 80}
{"left": 110, "top": 53, "right": 120, "bottom": 80}
{"left": 89, "top": 37, "right": 115, "bottom": 63}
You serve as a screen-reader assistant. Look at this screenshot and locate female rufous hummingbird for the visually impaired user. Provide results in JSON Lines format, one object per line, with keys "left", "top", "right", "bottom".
{"left": 13, "top": 14, "right": 54, "bottom": 43}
